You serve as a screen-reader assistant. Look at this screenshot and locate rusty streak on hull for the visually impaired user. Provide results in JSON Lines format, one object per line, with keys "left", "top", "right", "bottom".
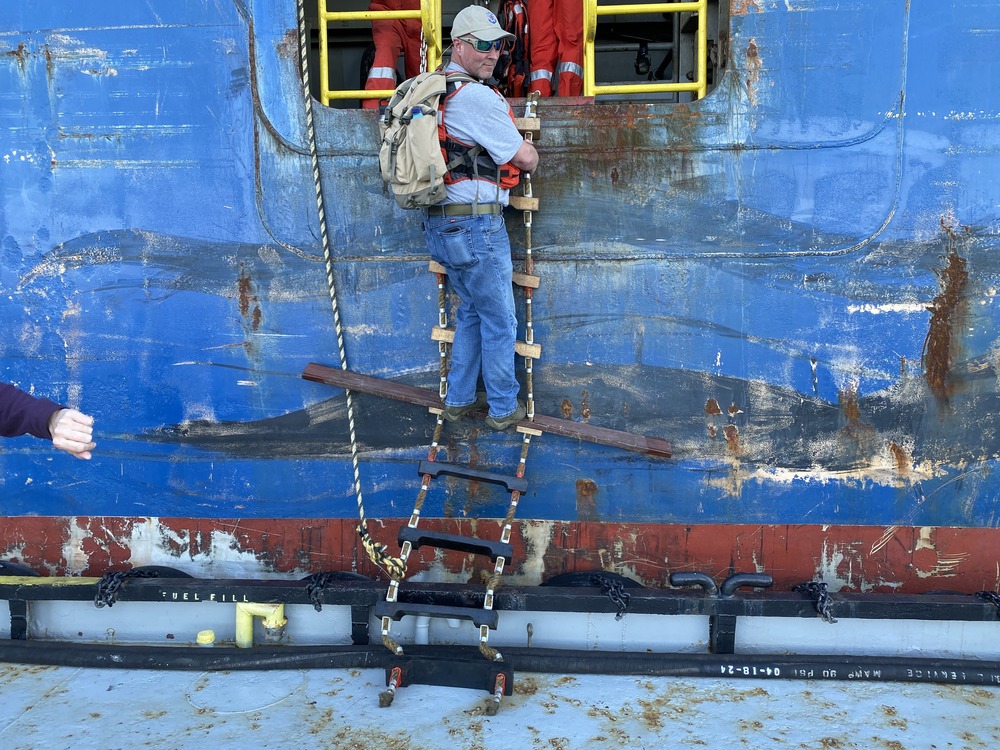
{"left": 1, "top": 517, "right": 995, "bottom": 595}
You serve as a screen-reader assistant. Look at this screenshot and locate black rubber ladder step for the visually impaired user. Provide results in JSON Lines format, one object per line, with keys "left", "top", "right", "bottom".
{"left": 398, "top": 526, "right": 514, "bottom": 563}
{"left": 418, "top": 459, "right": 528, "bottom": 494}
{"left": 385, "top": 655, "right": 513, "bottom": 695}
{"left": 374, "top": 600, "right": 499, "bottom": 630}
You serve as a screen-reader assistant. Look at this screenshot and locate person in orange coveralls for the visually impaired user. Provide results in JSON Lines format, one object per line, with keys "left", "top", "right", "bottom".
{"left": 362, "top": 0, "right": 423, "bottom": 109}
{"left": 526, "top": 0, "right": 584, "bottom": 96}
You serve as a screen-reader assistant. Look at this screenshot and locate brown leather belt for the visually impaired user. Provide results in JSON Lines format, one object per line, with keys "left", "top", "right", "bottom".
{"left": 426, "top": 203, "right": 502, "bottom": 216}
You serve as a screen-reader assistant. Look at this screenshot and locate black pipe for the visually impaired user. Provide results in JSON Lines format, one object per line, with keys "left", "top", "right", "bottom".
{"left": 2, "top": 640, "right": 999, "bottom": 687}
{"left": 720, "top": 573, "right": 773, "bottom": 596}
{"left": 669, "top": 572, "right": 718, "bottom": 595}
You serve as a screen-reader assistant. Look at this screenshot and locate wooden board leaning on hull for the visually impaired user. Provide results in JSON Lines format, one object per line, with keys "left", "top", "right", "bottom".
{"left": 301, "top": 362, "right": 672, "bottom": 458}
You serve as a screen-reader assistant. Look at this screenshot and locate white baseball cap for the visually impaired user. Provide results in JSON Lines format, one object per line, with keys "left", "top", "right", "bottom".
{"left": 450, "top": 5, "right": 515, "bottom": 42}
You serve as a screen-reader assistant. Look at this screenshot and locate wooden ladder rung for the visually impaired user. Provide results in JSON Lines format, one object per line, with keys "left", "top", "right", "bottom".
{"left": 512, "top": 271, "right": 540, "bottom": 289}
{"left": 507, "top": 195, "right": 538, "bottom": 212}
{"left": 432, "top": 326, "right": 541, "bottom": 360}
{"left": 428, "top": 261, "right": 539, "bottom": 289}
{"left": 513, "top": 118, "right": 540, "bottom": 138}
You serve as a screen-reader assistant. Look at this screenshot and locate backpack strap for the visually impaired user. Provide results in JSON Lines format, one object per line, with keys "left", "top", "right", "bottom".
{"left": 439, "top": 72, "right": 503, "bottom": 187}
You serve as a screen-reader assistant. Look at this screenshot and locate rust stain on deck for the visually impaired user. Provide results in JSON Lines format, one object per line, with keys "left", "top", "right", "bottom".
{"left": 922, "top": 221, "right": 970, "bottom": 403}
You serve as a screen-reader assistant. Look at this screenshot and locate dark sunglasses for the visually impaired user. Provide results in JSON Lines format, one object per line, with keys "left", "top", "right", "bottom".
{"left": 461, "top": 37, "right": 504, "bottom": 52}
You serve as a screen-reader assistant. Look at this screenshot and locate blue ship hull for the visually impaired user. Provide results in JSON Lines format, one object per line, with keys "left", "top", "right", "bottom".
{"left": 2, "top": 1, "right": 999, "bottom": 589}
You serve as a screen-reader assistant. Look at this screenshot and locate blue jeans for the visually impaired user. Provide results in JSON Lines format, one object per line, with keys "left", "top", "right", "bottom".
{"left": 423, "top": 212, "right": 520, "bottom": 419}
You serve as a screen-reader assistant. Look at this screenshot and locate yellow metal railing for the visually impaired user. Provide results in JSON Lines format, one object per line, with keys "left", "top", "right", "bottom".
{"left": 583, "top": 0, "right": 707, "bottom": 99}
{"left": 318, "top": 0, "right": 443, "bottom": 105}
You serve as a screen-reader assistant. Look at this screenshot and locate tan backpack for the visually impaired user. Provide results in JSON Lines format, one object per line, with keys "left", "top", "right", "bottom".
{"left": 378, "top": 70, "right": 475, "bottom": 210}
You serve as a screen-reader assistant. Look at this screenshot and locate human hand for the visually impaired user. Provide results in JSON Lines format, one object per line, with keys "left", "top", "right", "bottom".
{"left": 48, "top": 408, "right": 96, "bottom": 460}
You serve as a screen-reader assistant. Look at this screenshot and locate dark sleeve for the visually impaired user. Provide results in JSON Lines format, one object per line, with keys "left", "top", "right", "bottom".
{"left": 0, "top": 382, "right": 64, "bottom": 440}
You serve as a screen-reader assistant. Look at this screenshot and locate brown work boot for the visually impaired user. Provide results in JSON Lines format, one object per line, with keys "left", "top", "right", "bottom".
{"left": 485, "top": 401, "right": 526, "bottom": 430}
{"left": 441, "top": 392, "right": 488, "bottom": 422}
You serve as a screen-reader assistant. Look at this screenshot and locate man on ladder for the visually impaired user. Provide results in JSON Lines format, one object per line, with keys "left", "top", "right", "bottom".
{"left": 424, "top": 4, "right": 539, "bottom": 430}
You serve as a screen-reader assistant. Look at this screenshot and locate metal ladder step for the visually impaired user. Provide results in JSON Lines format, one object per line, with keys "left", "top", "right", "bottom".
{"left": 375, "top": 600, "right": 500, "bottom": 629}
{"left": 418, "top": 459, "right": 528, "bottom": 494}
{"left": 398, "top": 526, "right": 514, "bottom": 563}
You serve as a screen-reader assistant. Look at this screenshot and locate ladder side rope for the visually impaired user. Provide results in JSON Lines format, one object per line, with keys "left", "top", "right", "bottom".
{"left": 481, "top": 98, "right": 539, "bottom": 660}
{"left": 297, "top": 0, "right": 405, "bottom": 580}
{"left": 436, "top": 269, "right": 449, "bottom": 398}
{"left": 380, "top": 416, "right": 447, "bottom": 656}
{"left": 522, "top": 92, "right": 539, "bottom": 419}
{"left": 479, "top": 430, "right": 533, "bottom": 662}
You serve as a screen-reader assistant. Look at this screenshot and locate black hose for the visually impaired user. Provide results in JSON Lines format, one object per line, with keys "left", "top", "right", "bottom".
{"left": 2, "top": 640, "right": 999, "bottom": 687}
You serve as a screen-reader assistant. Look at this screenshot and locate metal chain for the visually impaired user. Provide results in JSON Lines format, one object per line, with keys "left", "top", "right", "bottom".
{"left": 793, "top": 580, "right": 837, "bottom": 623}
{"left": 305, "top": 572, "right": 338, "bottom": 612}
{"left": 94, "top": 569, "right": 159, "bottom": 608}
{"left": 590, "top": 573, "right": 631, "bottom": 620}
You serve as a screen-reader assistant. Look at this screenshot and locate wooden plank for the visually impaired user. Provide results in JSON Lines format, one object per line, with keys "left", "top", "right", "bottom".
{"left": 302, "top": 363, "right": 672, "bottom": 458}
{"left": 431, "top": 326, "right": 542, "bottom": 360}
{"left": 429, "top": 261, "right": 539, "bottom": 289}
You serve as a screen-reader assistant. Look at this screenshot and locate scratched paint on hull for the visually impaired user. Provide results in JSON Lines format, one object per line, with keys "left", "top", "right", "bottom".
{"left": 1, "top": 517, "right": 997, "bottom": 594}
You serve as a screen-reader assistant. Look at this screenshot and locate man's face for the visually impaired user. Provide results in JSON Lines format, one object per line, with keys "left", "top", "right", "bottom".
{"left": 452, "top": 36, "right": 503, "bottom": 80}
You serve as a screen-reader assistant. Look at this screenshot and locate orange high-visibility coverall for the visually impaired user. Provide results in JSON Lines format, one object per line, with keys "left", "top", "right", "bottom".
{"left": 363, "top": 0, "right": 422, "bottom": 109}
{"left": 526, "top": 0, "right": 584, "bottom": 96}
